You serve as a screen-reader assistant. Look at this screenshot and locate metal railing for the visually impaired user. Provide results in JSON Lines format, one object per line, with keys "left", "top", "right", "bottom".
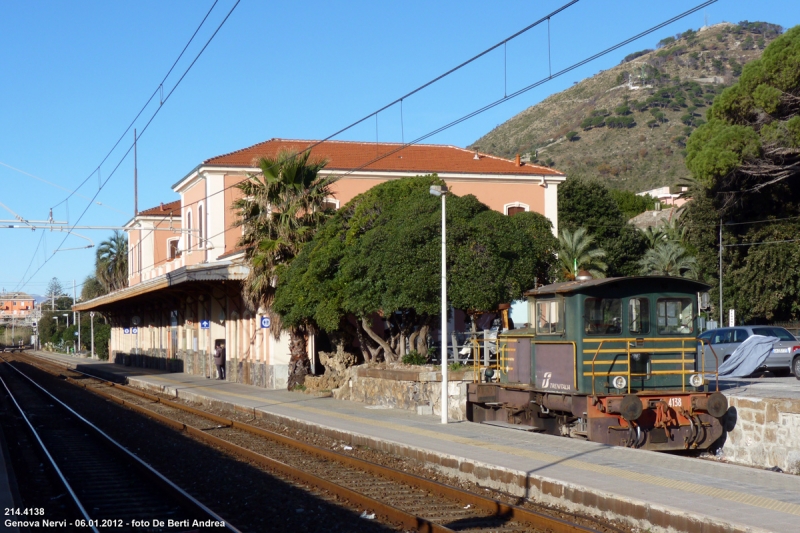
{"left": 584, "top": 337, "right": 719, "bottom": 395}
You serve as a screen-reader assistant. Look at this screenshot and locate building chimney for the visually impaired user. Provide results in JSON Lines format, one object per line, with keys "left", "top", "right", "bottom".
{"left": 515, "top": 154, "right": 521, "bottom": 167}
{"left": 160, "top": 202, "right": 165, "bottom": 212}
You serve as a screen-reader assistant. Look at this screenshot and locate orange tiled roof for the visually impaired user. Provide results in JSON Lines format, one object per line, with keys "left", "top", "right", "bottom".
{"left": 138, "top": 200, "right": 181, "bottom": 217}
{"left": 203, "top": 139, "right": 563, "bottom": 177}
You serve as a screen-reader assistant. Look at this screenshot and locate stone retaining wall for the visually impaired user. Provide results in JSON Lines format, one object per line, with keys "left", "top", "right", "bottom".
{"left": 111, "top": 349, "right": 288, "bottom": 389}
{"left": 722, "top": 395, "right": 800, "bottom": 473}
{"left": 332, "top": 367, "right": 475, "bottom": 421}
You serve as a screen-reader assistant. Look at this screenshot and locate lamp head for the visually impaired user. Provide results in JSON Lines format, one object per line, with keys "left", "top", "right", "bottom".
{"left": 429, "top": 185, "right": 448, "bottom": 197}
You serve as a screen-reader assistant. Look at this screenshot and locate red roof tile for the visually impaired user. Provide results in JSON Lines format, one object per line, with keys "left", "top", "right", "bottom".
{"left": 138, "top": 200, "right": 181, "bottom": 217}
{"left": 203, "top": 139, "right": 563, "bottom": 177}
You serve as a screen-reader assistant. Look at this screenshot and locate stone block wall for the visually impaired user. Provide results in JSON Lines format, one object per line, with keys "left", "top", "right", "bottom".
{"left": 722, "top": 395, "right": 800, "bottom": 473}
{"left": 111, "top": 349, "right": 288, "bottom": 389}
{"left": 332, "top": 367, "right": 471, "bottom": 421}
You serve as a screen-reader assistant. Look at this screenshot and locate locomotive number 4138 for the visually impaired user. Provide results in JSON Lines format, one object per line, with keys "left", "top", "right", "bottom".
{"left": 667, "top": 397, "right": 682, "bottom": 408}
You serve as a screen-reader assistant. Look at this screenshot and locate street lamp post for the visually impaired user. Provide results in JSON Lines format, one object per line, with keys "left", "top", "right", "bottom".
{"left": 62, "top": 313, "right": 70, "bottom": 353}
{"left": 430, "top": 184, "right": 448, "bottom": 424}
{"left": 90, "top": 312, "right": 95, "bottom": 359}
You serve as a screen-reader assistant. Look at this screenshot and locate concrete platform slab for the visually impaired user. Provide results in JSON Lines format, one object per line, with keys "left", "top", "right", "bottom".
{"left": 25, "top": 351, "right": 800, "bottom": 533}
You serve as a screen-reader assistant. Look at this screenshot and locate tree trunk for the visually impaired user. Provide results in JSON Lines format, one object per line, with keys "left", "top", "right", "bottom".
{"left": 361, "top": 317, "right": 397, "bottom": 362}
{"left": 408, "top": 330, "right": 420, "bottom": 355}
{"left": 416, "top": 324, "right": 430, "bottom": 356}
{"left": 287, "top": 326, "right": 309, "bottom": 390}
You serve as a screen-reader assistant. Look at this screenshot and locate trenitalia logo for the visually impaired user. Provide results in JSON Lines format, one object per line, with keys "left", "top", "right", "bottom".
{"left": 542, "top": 371, "right": 570, "bottom": 390}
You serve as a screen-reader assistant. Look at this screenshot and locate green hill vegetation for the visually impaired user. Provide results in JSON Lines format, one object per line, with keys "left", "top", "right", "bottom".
{"left": 470, "top": 21, "right": 783, "bottom": 193}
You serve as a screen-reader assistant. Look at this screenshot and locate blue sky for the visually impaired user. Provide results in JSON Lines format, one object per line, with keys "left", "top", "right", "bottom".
{"left": 1, "top": 0, "right": 798, "bottom": 296}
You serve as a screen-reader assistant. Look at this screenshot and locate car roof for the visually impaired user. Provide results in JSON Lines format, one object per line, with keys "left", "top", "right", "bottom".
{"left": 705, "top": 325, "right": 789, "bottom": 333}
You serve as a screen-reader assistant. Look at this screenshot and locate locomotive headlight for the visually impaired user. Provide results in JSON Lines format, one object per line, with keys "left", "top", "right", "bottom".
{"left": 612, "top": 375, "right": 627, "bottom": 390}
{"left": 689, "top": 373, "right": 704, "bottom": 388}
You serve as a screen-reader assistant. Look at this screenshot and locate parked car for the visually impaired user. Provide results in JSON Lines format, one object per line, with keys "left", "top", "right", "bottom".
{"left": 696, "top": 326, "right": 800, "bottom": 376}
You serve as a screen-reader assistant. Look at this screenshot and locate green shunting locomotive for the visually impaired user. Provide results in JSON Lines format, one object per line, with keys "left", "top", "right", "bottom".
{"left": 466, "top": 276, "right": 729, "bottom": 451}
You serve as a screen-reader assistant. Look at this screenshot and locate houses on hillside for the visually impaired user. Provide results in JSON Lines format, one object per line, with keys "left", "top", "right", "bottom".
{"left": 0, "top": 292, "right": 35, "bottom": 318}
{"left": 75, "top": 138, "right": 565, "bottom": 389}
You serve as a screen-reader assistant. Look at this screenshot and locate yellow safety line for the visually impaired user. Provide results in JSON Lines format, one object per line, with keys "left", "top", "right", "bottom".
{"left": 137, "top": 374, "right": 800, "bottom": 517}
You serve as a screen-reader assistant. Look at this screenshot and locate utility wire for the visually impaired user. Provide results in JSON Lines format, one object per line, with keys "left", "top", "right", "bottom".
{"left": 16, "top": 0, "right": 240, "bottom": 292}
{"left": 50, "top": 0, "right": 222, "bottom": 212}
{"left": 0, "top": 161, "right": 126, "bottom": 215}
{"left": 120, "top": 0, "right": 720, "bottom": 279}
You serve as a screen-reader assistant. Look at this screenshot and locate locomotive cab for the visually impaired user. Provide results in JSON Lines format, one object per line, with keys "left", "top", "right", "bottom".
{"left": 466, "top": 276, "right": 728, "bottom": 451}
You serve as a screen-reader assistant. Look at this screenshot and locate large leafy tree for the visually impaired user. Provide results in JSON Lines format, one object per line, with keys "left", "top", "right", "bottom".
{"left": 557, "top": 228, "right": 607, "bottom": 280}
{"left": 686, "top": 25, "right": 800, "bottom": 200}
{"left": 682, "top": 25, "right": 800, "bottom": 323}
{"left": 558, "top": 178, "right": 647, "bottom": 277}
{"left": 234, "top": 150, "right": 337, "bottom": 390}
{"left": 273, "top": 175, "right": 557, "bottom": 363}
{"left": 96, "top": 231, "right": 128, "bottom": 292}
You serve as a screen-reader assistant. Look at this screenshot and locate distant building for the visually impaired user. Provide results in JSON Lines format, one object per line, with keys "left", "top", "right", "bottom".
{"left": 628, "top": 206, "right": 681, "bottom": 230}
{"left": 75, "top": 138, "right": 565, "bottom": 388}
{"left": 0, "top": 292, "right": 35, "bottom": 317}
{"left": 637, "top": 186, "right": 688, "bottom": 207}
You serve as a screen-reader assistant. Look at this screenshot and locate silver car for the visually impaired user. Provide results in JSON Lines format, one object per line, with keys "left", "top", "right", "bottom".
{"left": 696, "top": 326, "right": 800, "bottom": 375}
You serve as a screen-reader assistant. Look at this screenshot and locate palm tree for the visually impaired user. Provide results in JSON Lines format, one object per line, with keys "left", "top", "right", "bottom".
{"left": 638, "top": 241, "right": 698, "bottom": 278}
{"left": 234, "top": 149, "right": 337, "bottom": 390}
{"left": 640, "top": 225, "right": 665, "bottom": 249}
{"left": 557, "top": 227, "right": 607, "bottom": 280}
{"left": 96, "top": 230, "right": 128, "bottom": 292}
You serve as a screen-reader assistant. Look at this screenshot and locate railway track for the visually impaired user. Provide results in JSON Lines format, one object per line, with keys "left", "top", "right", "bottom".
{"left": 0, "top": 356, "right": 239, "bottom": 533}
{"left": 11, "top": 352, "right": 619, "bottom": 533}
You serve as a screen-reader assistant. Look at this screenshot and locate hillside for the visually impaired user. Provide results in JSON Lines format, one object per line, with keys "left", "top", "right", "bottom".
{"left": 469, "top": 21, "right": 783, "bottom": 192}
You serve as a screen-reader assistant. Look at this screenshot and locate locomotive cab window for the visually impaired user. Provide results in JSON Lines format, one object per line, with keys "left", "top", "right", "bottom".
{"left": 584, "top": 298, "right": 622, "bottom": 335}
{"left": 628, "top": 297, "right": 650, "bottom": 334}
{"left": 656, "top": 298, "right": 693, "bottom": 334}
{"left": 535, "top": 298, "right": 563, "bottom": 334}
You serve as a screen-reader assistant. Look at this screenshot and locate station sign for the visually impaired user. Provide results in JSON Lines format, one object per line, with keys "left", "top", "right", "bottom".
{"left": 260, "top": 316, "right": 271, "bottom": 329}
{"left": 200, "top": 320, "right": 210, "bottom": 330}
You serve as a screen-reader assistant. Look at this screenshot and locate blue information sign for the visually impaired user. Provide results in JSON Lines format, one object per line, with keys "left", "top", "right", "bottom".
{"left": 123, "top": 328, "right": 131, "bottom": 335}
{"left": 200, "top": 319, "right": 210, "bottom": 330}
{"left": 260, "top": 316, "right": 271, "bottom": 329}
{"left": 131, "top": 327, "right": 139, "bottom": 334}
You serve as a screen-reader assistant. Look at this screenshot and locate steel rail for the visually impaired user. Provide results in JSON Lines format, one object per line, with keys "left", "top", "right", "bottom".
{"left": 23, "top": 352, "right": 601, "bottom": 533}
{"left": 0, "top": 356, "right": 243, "bottom": 533}
{"left": 0, "top": 373, "right": 100, "bottom": 533}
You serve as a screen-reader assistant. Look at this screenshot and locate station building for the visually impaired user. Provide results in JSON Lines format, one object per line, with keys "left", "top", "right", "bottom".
{"left": 74, "top": 138, "right": 565, "bottom": 388}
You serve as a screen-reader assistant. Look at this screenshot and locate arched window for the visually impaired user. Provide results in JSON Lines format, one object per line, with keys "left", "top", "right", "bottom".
{"left": 186, "top": 210, "right": 193, "bottom": 251}
{"left": 198, "top": 204, "right": 204, "bottom": 247}
{"left": 504, "top": 202, "right": 530, "bottom": 216}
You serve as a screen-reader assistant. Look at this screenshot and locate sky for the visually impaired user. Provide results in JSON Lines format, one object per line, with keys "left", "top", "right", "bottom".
{"left": 1, "top": 0, "right": 798, "bottom": 297}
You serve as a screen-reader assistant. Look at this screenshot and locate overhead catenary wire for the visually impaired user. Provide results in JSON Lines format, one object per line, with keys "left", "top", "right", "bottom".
{"left": 117, "top": 0, "right": 721, "bottom": 280}
{"left": 21, "top": 0, "right": 725, "bottom": 290}
{"left": 15, "top": 0, "right": 240, "bottom": 292}
{"left": 48, "top": 0, "right": 587, "bottom": 283}
{"left": 0, "top": 161, "right": 127, "bottom": 215}
{"left": 50, "top": 0, "right": 223, "bottom": 212}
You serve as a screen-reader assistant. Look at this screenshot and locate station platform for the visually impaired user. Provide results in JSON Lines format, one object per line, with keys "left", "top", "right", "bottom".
{"left": 21, "top": 351, "right": 800, "bottom": 533}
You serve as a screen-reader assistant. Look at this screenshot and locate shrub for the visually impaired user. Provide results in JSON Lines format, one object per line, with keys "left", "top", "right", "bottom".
{"left": 402, "top": 351, "right": 428, "bottom": 365}
{"left": 566, "top": 131, "right": 579, "bottom": 141}
{"left": 448, "top": 362, "right": 466, "bottom": 372}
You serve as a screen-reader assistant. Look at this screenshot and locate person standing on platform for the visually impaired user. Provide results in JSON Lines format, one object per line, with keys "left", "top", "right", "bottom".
{"left": 214, "top": 342, "right": 226, "bottom": 380}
